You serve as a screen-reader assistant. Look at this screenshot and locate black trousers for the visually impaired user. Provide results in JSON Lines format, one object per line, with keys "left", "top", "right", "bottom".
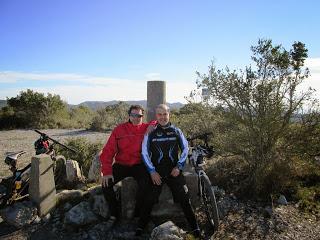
{"left": 102, "top": 163, "right": 150, "bottom": 218}
{"left": 138, "top": 173, "right": 199, "bottom": 231}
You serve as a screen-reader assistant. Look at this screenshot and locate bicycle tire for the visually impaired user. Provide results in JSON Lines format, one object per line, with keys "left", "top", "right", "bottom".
{"left": 200, "top": 174, "right": 219, "bottom": 231}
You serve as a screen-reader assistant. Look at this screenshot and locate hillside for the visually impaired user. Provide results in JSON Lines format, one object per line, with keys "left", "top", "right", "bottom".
{"left": 78, "top": 100, "right": 184, "bottom": 110}
{"left": 0, "top": 100, "right": 7, "bottom": 109}
{"left": 1, "top": 99, "right": 183, "bottom": 111}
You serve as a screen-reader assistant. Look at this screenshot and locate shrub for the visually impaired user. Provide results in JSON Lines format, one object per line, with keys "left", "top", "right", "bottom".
{"left": 55, "top": 137, "right": 103, "bottom": 177}
{"left": 295, "top": 185, "right": 320, "bottom": 215}
{"left": 196, "top": 39, "right": 315, "bottom": 198}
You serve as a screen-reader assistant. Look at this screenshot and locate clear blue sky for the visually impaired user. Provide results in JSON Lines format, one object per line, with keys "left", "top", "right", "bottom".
{"left": 1, "top": 0, "right": 319, "bottom": 104}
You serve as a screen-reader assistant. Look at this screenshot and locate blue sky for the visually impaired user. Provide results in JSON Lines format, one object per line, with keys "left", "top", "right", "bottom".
{"left": 0, "top": 0, "right": 319, "bottom": 104}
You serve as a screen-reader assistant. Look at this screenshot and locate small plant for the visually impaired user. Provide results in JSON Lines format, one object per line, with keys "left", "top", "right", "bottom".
{"left": 295, "top": 185, "right": 320, "bottom": 215}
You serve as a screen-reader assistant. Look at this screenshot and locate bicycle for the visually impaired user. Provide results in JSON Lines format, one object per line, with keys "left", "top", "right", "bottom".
{"left": 0, "top": 130, "right": 76, "bottom": 208}
{"left": 187, "top": 132, "right": 219, "bottom": 231}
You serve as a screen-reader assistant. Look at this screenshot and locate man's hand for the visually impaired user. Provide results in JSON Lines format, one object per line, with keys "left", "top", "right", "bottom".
{"left": 146, "top": 124, "right": 156, "bottom": 134}
{"left": 102, "top": 175, "right": 114, "bottom": 187}
{"left": 150, "top": 172, "right": 162, "bottom": 185}
{"left": 170, "top": 167, "right": 180, "bottom": 177}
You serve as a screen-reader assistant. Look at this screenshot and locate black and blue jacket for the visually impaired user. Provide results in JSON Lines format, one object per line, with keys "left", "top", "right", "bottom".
{"left": 142, "top": 123, "right": 189, "bottom": 177}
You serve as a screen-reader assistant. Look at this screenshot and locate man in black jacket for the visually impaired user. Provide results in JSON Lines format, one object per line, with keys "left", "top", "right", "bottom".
{"left": 136, "top": 104, "right": 200, "bottom": 238}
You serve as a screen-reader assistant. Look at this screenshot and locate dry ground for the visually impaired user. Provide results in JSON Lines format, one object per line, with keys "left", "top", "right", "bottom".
{"left": 0, "top": 129, "right": 108, "bottom": 178}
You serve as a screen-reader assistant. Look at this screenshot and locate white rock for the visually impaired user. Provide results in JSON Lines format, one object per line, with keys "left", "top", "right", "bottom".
{"left": 150, "top": 221, "right": 185, "bottom": 240}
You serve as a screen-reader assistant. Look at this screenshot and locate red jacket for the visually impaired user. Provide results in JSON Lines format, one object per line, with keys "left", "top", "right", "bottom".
{"left": 100, "top": 121, "right": 156, "bottom": 176}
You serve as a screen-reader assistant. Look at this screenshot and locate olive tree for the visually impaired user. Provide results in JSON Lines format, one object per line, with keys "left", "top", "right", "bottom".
{"left": 196, "top": 39, "right": 314, "bottom": 196}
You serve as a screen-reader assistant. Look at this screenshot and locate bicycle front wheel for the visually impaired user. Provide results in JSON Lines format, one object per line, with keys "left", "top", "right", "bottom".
{"left": 200, "top": 174, "right": 219, "bottom": 231}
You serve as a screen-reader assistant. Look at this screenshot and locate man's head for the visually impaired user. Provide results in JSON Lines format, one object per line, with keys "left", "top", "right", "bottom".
{"left": 128, "top": 105, "right": 144, "bottom": 125}
{"left": 155, "top": 104, "right": 170, "bottom": 126}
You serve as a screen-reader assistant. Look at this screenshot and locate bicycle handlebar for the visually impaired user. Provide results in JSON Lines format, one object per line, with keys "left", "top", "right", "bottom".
{"left": 34, "top": 129, "right": 77, "bottom": 154}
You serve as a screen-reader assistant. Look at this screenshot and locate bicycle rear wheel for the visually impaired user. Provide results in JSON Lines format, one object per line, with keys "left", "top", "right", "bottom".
{"left": 200, "top": 174, "right": 219, "bottom": 231}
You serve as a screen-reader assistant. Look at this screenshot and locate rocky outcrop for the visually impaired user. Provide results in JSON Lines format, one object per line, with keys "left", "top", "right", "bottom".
{"left": 0, "top": 201, "right": 38, "bottom": 228}
{"left": 64, "top": 201, "right": 99, "bottom": 226}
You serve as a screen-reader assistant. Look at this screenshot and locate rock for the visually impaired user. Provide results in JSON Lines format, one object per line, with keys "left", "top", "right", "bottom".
{"left": 42, "top": 213, "right": 51, "bottom": 222}
{"left": 66, "top": 159, "right": 84, "bottom": 183}
{"left": 56, "top": 189, "right": 87, "bottom": 206}
{"left": 33, "top": 215, "right": 42, "bottom": 224}
{"left": 0, "top": 201, "right": 38, "bottom": 228}
{"left": 64, "top": 201, "right": 99, "bottom": 226}
{"left": 92, "top": 194, "right": 109, "bottom": 219}
{"left": 88, "top": 152, "right": 102, "bottom": 183}
{"left": 87, "top": 221, "right": 114, "bottom": 239}
{"left": 277, "top": 195, "right": 288, "bottom": 205}
{"left": 150, "top": 221, "right": 185, "bottom": 240}
{"left": 88, "top": 185, "right": 102, "bottom": 196}
{"left": 263, "top": 206, "right": 273, "bottom": 218}
{"left": 63, "top": 202, "right": 73, "bottom": 212}
{"left": 121, "top": 173, "right": 198, "bottom": 220}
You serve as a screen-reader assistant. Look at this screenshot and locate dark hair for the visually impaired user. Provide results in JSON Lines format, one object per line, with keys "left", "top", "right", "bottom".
{"left": 128, "top": 105, "right": 144, "bottom": 115}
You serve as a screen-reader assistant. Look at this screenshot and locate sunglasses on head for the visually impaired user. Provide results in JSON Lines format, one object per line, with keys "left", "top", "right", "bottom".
{"left": 129, "top": 113, "right": 143, "bottom": 118}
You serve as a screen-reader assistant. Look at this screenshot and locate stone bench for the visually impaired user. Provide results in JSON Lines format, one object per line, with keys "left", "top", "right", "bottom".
{"left": 120, "top": 165, "right": 199, "bottom": 219}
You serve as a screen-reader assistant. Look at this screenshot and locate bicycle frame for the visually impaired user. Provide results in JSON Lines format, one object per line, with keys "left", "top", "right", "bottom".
{"left": 187, "top": 132, "right": 220, "bottom": 231}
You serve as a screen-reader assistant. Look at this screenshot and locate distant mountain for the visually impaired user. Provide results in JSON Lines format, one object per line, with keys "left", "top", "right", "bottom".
{"left": 0, "top": 100, "right": 7, "bottom": 109}
{"left": 0, "top": 99, "right": 184, "bottom": 111}
{"left": 77, "top": 100, "right": 184, "bottom": 110}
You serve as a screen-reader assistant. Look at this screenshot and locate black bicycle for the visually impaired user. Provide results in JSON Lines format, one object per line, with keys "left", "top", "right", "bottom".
{"left": 0, "top": 130, "right": 76, "bottom": 208}
{"left": 187, "top": 132, "right": 219, "bottom": 231}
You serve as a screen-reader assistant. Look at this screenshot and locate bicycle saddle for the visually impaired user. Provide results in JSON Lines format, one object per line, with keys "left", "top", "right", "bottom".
{"left": 5, "top": 151, "right": 26, "bottom": 162}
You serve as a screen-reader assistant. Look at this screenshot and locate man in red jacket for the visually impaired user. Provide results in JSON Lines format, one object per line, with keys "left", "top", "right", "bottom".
{"left": 100, "top": 105, "right": 155, "bottom": 223}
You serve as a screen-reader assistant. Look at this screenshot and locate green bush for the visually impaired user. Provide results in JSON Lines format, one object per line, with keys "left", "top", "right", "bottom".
{"left": 196, "top": 39, "right": 316, "bottom": 199}
{"left": 0, "top": 89, "right": 96, "bottom": 129}
{"left": 55, "top": 137, "right": 103, "bottom": 177}
{"left": 295, "top": 185, "right": 320, "bottom": 215}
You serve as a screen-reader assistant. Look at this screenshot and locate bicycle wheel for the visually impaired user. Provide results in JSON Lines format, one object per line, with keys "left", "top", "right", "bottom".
{"left": 200, "top": 174, "right": 219, "bottom": 231}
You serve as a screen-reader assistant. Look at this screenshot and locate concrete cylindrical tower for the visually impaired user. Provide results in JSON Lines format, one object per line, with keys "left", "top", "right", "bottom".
{"left": 147, "top": 81, "right": 166, "bottom": 121}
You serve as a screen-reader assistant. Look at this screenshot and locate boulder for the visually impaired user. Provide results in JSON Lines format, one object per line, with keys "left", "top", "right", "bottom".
{"left": 56, "top": 189, "right": 87, "bottom": 206}
{"left": 64, "top": 201, "right": 99, "bottom": 226}
{"left": 91, "top": 194, "right": 109, "bottom": 219}
{"left": 150, "top": 221, "right": 185, "bottom": 240}
{"left": 66, "top": 159, "right": 84, "bottom": 183}
{"left": 0, "top": 201, "right": 38, "bottom": 228}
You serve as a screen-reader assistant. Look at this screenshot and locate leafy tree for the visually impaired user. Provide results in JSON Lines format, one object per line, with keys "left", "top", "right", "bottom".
{"left": 69, "top": 105, "right": 94, "bottom": 129}
{"left": 90, "top": 102, "right": 130, "bottom": 131}
{"left": 4, "top": 89, "right": 68, "bottom": 128}
{"left": 196, "top": 39, "right": 314, "bottom": 197}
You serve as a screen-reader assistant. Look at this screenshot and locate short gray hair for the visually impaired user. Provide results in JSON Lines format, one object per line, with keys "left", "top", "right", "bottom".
{"left": 156, "top": 104, "right": 170, "bottom": 112}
